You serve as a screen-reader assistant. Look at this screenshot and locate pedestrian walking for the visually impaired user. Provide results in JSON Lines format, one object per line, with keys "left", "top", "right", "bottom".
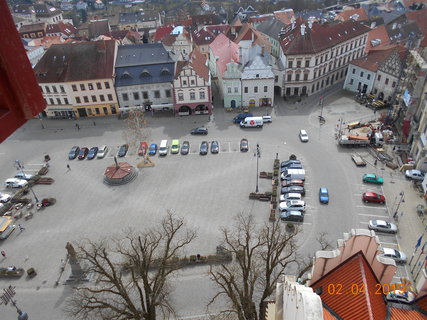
{"left": 1, "top": 251, "right": 6, "bottom": 258}
{"left": 93, "top": 121, "right": 96, "bottom": 126}
{"left": 75, "top": 123, "right": 80, "bottom": 130}
{"left": 67, "top": 164, "right": 71, "bottom": 171}
{"left": 374, "top": 159, "right": 378, "bottom": 166}
{"left": 18, "top": 224, "right": 25, "bottom": 232}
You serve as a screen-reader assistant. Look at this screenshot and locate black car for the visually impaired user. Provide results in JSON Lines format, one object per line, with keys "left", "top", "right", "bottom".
{"left": 240, "top": 138, "right": 249, "bottom": 152}
{"left": 117, "top": 144, "right": 129, "bottom": 157}
{"left": 181, "top": 141, "right": 190, "bottom": 155}
{"left": 191, "top": 127, "right": 208, "bottom": 135}
{"left": 280, "top": 210, "right": 304, "bottom": 222}
{"left": 87, "top": 147, "right": 99, "bottom": 160}
{"left": 281, "top": 186, "right": 305, "bottom": 196}
{"left": 281, "top": 160, "right": 301, "bottom": 168}
{"left": 200, "top": 141, "right": 209, "bottom": 155}
{"left": 68, "top": 146, "right": 80, "bottom": 160}
{"left": 78, "top": 147, "right": 89, "bottom": 160}
{"left": 211, "top": 141, "right": 219, "bottom": 154}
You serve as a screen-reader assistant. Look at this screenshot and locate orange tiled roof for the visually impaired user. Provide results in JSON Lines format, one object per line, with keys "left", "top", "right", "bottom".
{"left": 323, "top": 307, "right": 339, "bottom": 320}
{"left": 415, "top": 294, "right": 427, "bottom": 312}
{"left": 365, "top": 25, "right": 391, "bottom": 53}
{"left": 311, "top": 251, "right": 387, "bottom": 320}
{"left": 274, "top": 9, "right": 295, "bottom": 25}
{"left": 406, "top": 8, "right": 427, "bottom": 36}
{"left": 336, "top": 7, "right": 369, "bottom": 22}
{"left": 390, "top": 308, "right": 427, "bottom": 319}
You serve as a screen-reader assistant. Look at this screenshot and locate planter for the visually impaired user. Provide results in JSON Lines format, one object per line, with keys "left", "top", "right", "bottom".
{"left": 269, "top": 211, "right": 276, "bottom": 221}
{"left": 289, "top": 154, "right": 297, "bottom": 160}
{"left": 27, "top": 268, "right": 37, "bottom": 278}
{"left": 286, "top": 223, "right": 295, "bottom": 232}
{"left": 272, "top": 187, "right": 277, "bottom": 194}
{"left": 270, "top": 201, "right": 277, "bottom": 209}
{"left": 273, "top": 169, "right": 279, "bottom": 177}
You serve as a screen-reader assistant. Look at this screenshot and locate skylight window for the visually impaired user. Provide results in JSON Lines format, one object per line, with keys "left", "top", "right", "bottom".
{"left": 140, "top": 70, "right": 151, "bottom": 77}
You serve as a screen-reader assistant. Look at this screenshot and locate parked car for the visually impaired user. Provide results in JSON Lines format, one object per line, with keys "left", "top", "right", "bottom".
{"left": 386, "top": 290, "right": 416, "bottom": 303}
{"left": 181, "top": 141, "right": 190, "bottom": 155}
{"left": 200, "top": 141, "right": 209, "bottom": 155}
{"left": 281, "top": 179, "right": 304, "bottom": 187}
{"left": 405, "top": 169, "right": 425, "bottom": 181}
{"left": 97, "top": 145, "right": 108, "bottom": 159}
{"left": 380, "top": 248, "right": 407, "bottom": 264}
{"left": 262, "top": 115, "right": 272, "bottom": 123}
{"left": 362, "top": 192, "right": 385, "bottom": 204}
{"left": 240, "top": 139, "right": 249, "bottom": 152}
{"left": 319, "top": 187, "right": 329, "bottom": 204}
{"left": 281, "top": 186, "right": 305, "bottom": 196}
{"left": 279, "top": 193, "right": 302, "bottom": 202}
{"left": 351, "top": 154, "right": 366, "bottom": 166}
{"left": 87, "top": 147, "right": 99, "bottom": 160}
{"left": 14, "top": 173, "right": 33, "bottom": 180}
{"left": 299, "top": 130, "right": 309, "bottom": 142}
{"left": 362, "top": 173, "right": 384, "bottom": 185}
{"left": 117, "top": 144, "right": 129, "bottom": 157}
{"left": 281, "top": 160, "right": 301, "bottom": 169}
{"left": 368, "top": 220, "right": 397, "bottom": 233}
{"left": 5, "top": 178, "right": 27, "bottom": 188}
{"left": 138, "top": 141, "right": 148, "bottom": 157}
{"left": 280, "top": 210, "right": 304, "bottom": 222}
{"left": 148, "top": 143, "right": 158, "bottom": 156}
{"left": 78, "top": 147, "right": 89, "bottom": 160}
{"left": 0, "top": 193, "right": 12, "bottom": 203}
{"left": 211, "top": 141, "right": 219, "bottom": 154}
{"left": 68, "top": 146, "right": 80, "bottom": 160}
{"left": 171, "top": 140, "right": 180, "bottom": 154}
{"left": 279, "top": 200, "right": 305, "bottom": 212}
{"left": 191, "top": 127, "right": 208, "bottom": 135}
{"left": 286, "top": 163, "right": 303, "bottom": 170}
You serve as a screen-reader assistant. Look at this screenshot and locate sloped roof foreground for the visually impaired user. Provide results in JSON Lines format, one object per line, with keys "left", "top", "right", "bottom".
{"left": 175, "top": 48, "right": 209, "bottom": 81}
{"left": 34, "top": 40, "right": 116, "bottom": 83}
{"left": 281, "top": 18, "right": 371, "bottom": 55}
{"left": 351, "top": 44, "right": 407, "bottom": 72}
{"left": 115, "top": 43, "right": 173, "bottom": 68}
{"left": 209, "top": 33, "right": 240, "bottom": 77}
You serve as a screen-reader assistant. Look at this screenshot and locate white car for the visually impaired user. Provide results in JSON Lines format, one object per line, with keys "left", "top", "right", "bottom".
{"left": 279, "top": 193, "right": 302, "bottom": 202}
{"left": 299, "top": 130, "right": 309, "bottom": 142}
{"left": 380, "top": 248, "right": 407, "bottom": 264}
{"left": 368, "top": 220, "right": 398, "bottom": 234}
{"left": 279, "top": 200, "right": 306, "bottom": 212}
{"left": 262, "top": 116, "right": 272, "bottom": 123}
{"left": 0, "top": 193, "right": 12, "bottom": 203}
{"left": 386, "top": 290, "right": 415, "bottom": 303}
{"left": 14, "top": 172, "right": 33, "bottom": 180}
{"left": 405, "top": 169, "right": 425, "bottom": 181}
{"left": 5, "top": 178, "right": 28, "bottom": 188}
{"left": 97, "top": 145, "right": 108, "bottom": 159}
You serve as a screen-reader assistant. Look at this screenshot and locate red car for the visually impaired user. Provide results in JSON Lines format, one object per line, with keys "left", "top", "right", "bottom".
{"left": 362, "top": 192, "right": 385, "bottom": 204}
{"left": 78, "top": 147, "right": 89, "bottom": 160}
{"left": 138, "top": 141, "right": 148, "bottom": 156}
{"left": 281, "top": 179, "right": 305, "bottom": 187}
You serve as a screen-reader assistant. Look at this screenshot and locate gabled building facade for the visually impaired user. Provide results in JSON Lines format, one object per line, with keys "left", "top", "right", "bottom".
{"left": 161, "top": 28, "right": 193, "bottom": 61}
{"left": 34, "top": 40, "right": 119, "bottom": 118}
{"left": 223, "top": 60, "right": 242, "bottom": 109}
{"left": 173, "top": 49, "right": 212, "bottom": 115}
{"left": 114, "top": 43, "right": 175, "bottom": 112}
{"left": 255, "top": 18, "right": 286, "bottom": 58}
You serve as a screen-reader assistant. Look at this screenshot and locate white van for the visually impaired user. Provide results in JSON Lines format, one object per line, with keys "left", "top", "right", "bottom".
{"left": 279, "top": 193, "right": 302, "bottom": 202}
{"left": 159, "top": 140, "right": 168, "bottom": 156}
{"left": 280, "top": 169, "right": 306, "bottom": 181}
{"left": 240, "top": 117, "right": 263, "bottom": 128}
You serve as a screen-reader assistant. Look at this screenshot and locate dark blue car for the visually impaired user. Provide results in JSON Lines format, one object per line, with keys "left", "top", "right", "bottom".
{"left": 148, "top": 143, "right": 158, "bottom": 156}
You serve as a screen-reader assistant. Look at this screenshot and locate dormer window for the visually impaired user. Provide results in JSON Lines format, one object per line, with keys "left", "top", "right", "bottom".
{"left": 160, "top": 68, "right": 170, "bottom": 76}
{"left": 120, "top": 71, "right": 133, "bottom": 79}
{"left": 140, "top": 70, "right": 151, "bottom": 78}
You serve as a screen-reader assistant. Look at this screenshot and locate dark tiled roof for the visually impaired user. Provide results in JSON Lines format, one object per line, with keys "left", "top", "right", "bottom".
{"left": 192, "top": 28, "right": 215, "bottom": 46}
{"left": 191, "top": 14, "right": 223, "bottom": 27}
{"left": 110, "top": 30, "right": 141, "bottom": 43}
{"left": 387, "top": 21, "right": 421, "bottom": 43}
{"left": 256, "top": 18, "right": 286, "bottom": 40}
{"left": 205, "top": 24, "right": 230, "bottom": 37}
{"left": 406, "top": 8, "right": 427, "bottom": 35}
{"left": 115, "top": 62, "right": 174, "bottom": 87}
{"left": 311, "top": 251, "right": 387, "bottom": 320}
{"left": 281, "top": 18, "right": 371, "bottom": 55}
{"left": 161, "top": 34, "right": 177, "bottom": 46}
{"left": 33, "top": 4, "right": 62, "bottom": 17}
{"left": 34, "top": 40, "right": 116, "bottom": 83}
{"left": 89, "top": 20, "right": 110, "bottom": 39}
{"left": 19, "top": 22, "right": 46, "bottom": 33}
{"left": 115, "top": 43, "right": 174, "bottom": 68}
{"left": 119, "top": 12, "right": 158, "bottom": 24}
{"left": 12, "top": 4, "right": 34, "bottom": 14}
{"left": 46, "top": 22, "right": 78, "bottom": 37}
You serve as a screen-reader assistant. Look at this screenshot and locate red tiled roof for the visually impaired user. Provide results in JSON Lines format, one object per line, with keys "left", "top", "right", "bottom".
{"left": 365, "top": 25, "right": 391, "bottom": 53}
{"left": 274, "top": 9, "right": 295, "bottom": 25}
{"left": 323, "top": 307, "right": 339, "bottom": 320}
{"left": 161, "top": 33, "right": 177, "bottom": 46}
{"left": 310, "top": 252, "right": 387, "bottom": 320}
{"left": 192, "top": 28, "right": 215, "bottom": 46}
{"left": 153, "top": 25, "right": 173, "bottom": 42}
{"left": 351, "top": 46, "right": 396, "bottom": 72}
{"left": 415, "top": 294, "right": 427, "bottom": 312}
{"left": 46, "top": 22, "right": 77, "bottom": 37}
{"left": 109, "top": 30, "right": 140, "bottom": 42}
{"left": 390, "top": 308, "right": 427, "bottom": 319}
{"left": 281, "top": 18, "right": 371, "bottom": 55}
{"left": 209, "top": 33, "right": 240, "bottom": 77}
{"left": 336, "top": 7, "right": 369, "bottom": 22}
{"left": 174, "top": 48, "right": 209, "bottom": 81}
{"left": 234, "top": 23, "right": 272, "bottom": 52}
{"left": 164, "top": 18, "right": 192, "bottom": 27}
{"left": 205, "top": 24, "right": 230, "bottom": 37}
{"left": 406, "top": 8, "right": 427, "bottom": 36}
{"left": 248, "top": 14, "right": 274, "bottom": 24}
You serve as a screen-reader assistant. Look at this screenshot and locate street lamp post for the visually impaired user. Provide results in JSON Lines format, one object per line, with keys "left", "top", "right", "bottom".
{"left": 254, "top": 144, "right": 261, "bottom": 193}
{"left": 15, "top": 160, "right": 39, "bottom": 203}
{"left": 393, "top": 191, "right": 405, "bottom": 220}
{"left": 1, "top": 285, "right": 28, "bottom": 320}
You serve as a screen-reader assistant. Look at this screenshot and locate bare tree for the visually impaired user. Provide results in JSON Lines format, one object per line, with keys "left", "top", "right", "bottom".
{"left": 122, "top": 109, "right": 150, "bottom": 154}
{"left": 65, "top": 212, "right": 197, "bottom": 320}
{"left": 208, "top": 214, "right": 299, "bottom": 320}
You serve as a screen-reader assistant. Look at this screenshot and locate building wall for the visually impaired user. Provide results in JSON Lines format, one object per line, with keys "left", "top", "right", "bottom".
{"left": 241, "top": 77, "right": 274, "bottom": 107}
{"left": 37, "top": 14, "right": 63, "bottom": 24}
{"left": 223, "top": 79, "right": 242, "bottom": 108}
{"left": 344, "top": 64, "right": 376, "bottom": 93}
{"left": 116, "top": 82, "right": 173, "bottom": 108}
{"left": 372, "top": 70, "right": 398, "bottom": 101}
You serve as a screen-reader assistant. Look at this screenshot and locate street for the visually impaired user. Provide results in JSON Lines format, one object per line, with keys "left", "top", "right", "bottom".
{"left": 0, "top": 90, "right": 415, "bottom": 319}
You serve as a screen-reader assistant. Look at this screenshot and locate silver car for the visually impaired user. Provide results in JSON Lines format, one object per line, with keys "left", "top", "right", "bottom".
{"left": 405, "top": 169, "right": 425, "bottom": 181}
{"left": 380, "top": 248, "right": 407, "bottom": 264}
{"left": 368, "top": 220, "right": 397, "bottom": 234}
{"left": 97, "top": 145, "right": 108, "bottom": 159}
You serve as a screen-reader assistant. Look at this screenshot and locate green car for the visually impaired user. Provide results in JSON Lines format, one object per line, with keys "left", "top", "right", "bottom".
{"left": 362, "top": 173, "right": 383, "bottom": 185}
{"left": 171, "top": 139, "right": 180, "bottom": 154}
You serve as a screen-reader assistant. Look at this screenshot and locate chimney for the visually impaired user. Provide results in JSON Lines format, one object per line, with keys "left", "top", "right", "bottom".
{"left": 261, "top": 45, "right": 265, "bottom": 56}
{"left": 308, "top": 18, "right": 313, "bottom": 29}
{"left": 300, "top": 23, "right": 306, "bottom": 36}
{"left": 291, "top": 17, "right": 296, "bottom": 30}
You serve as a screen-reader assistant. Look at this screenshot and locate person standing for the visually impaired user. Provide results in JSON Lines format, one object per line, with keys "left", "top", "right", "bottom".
{"left": 18, "top": 224, "right": 25, "bottom": 232}
{"left": 67, "top": 164, "right": 71, "bottom": 171}
{"left": 1, "top": 251, "right": 6, "bottom": 258}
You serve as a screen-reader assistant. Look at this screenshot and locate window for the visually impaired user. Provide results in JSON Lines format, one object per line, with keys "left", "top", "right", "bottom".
{"left": 72, "top": 85, "right": 77, "bottom": 92}
{"left": 385, "top": 78, "right": 389, "bottom": 85}
{"left": 295, "top": 74, "right": 300, "bottom": 81}
{"left": 303, "top": 74, "right": 308, "bottom": 81}
{"left": 287, "top": 74, "right": 292, "bottom": 81}
{"left": 352, "top": 68, "right": 355, "bottom": 74}
{"left": 200, "top": 91, "right": 205, "bottom": 99}
{"left": 60, "top": 85, "right": 65, "bottom": 93}
{"left": 392, "top": 81, "right": 396, "bottom": 88}
{"left": 52, "top": 85, "right": 57, "bottom": 93}
{"left": 374, "top": 88, "right": 378, "bottom": 94}
{"left": 45, "top": 86, "right": 51, "bottom": 93}
{"left": 228, "top": 87, "right": 232, "bottom": 94}
{"left": 88, "top": 83, "right": 94, "bottom": 90}
{"left": 100, "top": 95, "right": 105, "bottom": 102}
{"left": 190, "top": 92, "right": 195, "bottom": 100}
{"left": 350, "top": 78, "right": 354, "bottom": 85}
{"left": 191, "top": 79, "right": 195, "bottom": 85}
{"left": 64, "top": 98, "right": 69, "bottom": 104}
{"left": 178, "top": 93, "right": 184, "bottom": 101}
{"left": 183, "top": 80, "right": 187, "bottom": 86}
{"left": 104, "top": 82, "right": 110, "bottom": 89}
{"left": 314, "top": 71, "right": 317, "bottom": 78}
{"left": 107, "top": 94, "right": 113, "bottom": 101}
{"left": 76, "top": 97, "right": 81, "bottom": 103}
{"left": 80, "top": 84, "right": 85, "bottom": 91}
{"left": 288, "top": 61, "right": 293, "bottom": 68}
{"left": 154, "top": 91, "right": 160, "bottom": 98}
{"left": 122, "top": 93, "right": 129, "bottom": 101}
{"left": 360, "top": 72, "right": 364, "bottom": 77}
{"left": 244, "top": 87, "right": 248, "bottom": 93}
{"left": 49, "top": 98, "right": 54, "bottom": 104}
{"left": 83, "top": 96, "right": 89, "bottom": 103}
{"left": 96, "top": 82, "right": 102, "bottom": 89}
{"left": 367, "top": 74, "right": 371, "bottom": 80}
{"left": 315, "top": 58, "right": 318, "bottom": 65}
{"left": 165, "top": 89, "right": 171, "bottom": 98}
{"left": 264, "top": 86, "right": 268, "bottom": 92}
{"left": 92, "top": 95, "right": 97, "bottom": 102}
{"left": 95, "top": 108, "right": 100, "bottom": 115}
{"left": 133, "top": 92, "right": 139, "bottom": 100}
{"left": 320, "top": 56, "right": 323, "bottom": 63}
{"left": 305, "top": 60, "right": 310, "bottom": 67}
{"left": 254, "top": 86, "right": 258, "bottom": 93}
{"left": 56, "top": 98, "right": 61, "bottom": 104}
{"left": 143, "top": 92, "right": 148, "bottom": 99}
{"left": 377, "top": 75, "right": 381, "bottom": 81}
{"left": 296, "top": 61, "right": 301, "bottom": 68}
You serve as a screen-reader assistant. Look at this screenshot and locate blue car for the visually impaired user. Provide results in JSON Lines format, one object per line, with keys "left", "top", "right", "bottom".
{"left": 319, "top": 187, "right": 329, "bottom": 204}
{"left": 148, "top": 143, "right": 158, "bottom": 156}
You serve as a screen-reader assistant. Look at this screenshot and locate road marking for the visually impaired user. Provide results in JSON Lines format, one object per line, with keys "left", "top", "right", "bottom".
{"left": 356, "top": 205, "right": 388, "bottom": 210}
{"left": 27, "top": 163, "right": 45, "bottom": 166}
{"left": 359, "top": 221, "right": 369, "bottom": 225}
{"left": 380, "top": 242, "right": 399, "bottom": 247}
{"left": 358, "top": 213, "right": 389, "bottom": 218}
{"left": 303, "top": 222, "right": 312, "bottom": 225}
